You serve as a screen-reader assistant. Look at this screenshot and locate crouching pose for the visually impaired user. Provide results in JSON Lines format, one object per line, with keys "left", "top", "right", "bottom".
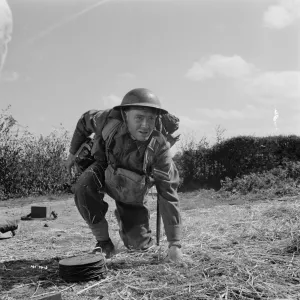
{"left": 66, "top": 88, "right": 182, "bottom": 262}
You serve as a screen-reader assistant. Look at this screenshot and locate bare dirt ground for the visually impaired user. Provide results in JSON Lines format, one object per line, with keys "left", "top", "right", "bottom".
{"left": 1, "top": 191, "right": 300, "bottom": 299}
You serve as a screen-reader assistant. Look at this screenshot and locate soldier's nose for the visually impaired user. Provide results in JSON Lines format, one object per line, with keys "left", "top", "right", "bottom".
{"left": 140, "top": 119, "right": 148, "bottom": 128}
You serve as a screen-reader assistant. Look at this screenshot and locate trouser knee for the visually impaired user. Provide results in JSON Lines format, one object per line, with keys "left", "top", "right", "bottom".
{"left": 74, "top": 163, "right": 108, "bottom": 224}
{"left": 116, "top": 202, "right": 153, "bottom": 250}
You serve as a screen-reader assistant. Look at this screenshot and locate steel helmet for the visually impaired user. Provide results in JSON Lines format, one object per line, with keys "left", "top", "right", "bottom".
{"left": 113, "top": 88, "right": 168, "bottom": 115}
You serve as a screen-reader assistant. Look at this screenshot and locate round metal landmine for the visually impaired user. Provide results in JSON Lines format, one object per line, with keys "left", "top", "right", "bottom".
{"left": 59, "top": 254, "right": 107, "bottom": 282}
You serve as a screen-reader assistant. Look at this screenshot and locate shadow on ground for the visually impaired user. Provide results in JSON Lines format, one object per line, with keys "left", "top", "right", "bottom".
{"left": 0, "top": 257, "right": 64, "bottom": 292}
{"left": 0, "top": 252, "right": 163, "bottom": 297}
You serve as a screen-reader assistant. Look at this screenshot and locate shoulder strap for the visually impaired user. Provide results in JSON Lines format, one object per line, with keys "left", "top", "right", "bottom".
{"left": 143, "top": 137, "right": 158, "bottom": 174}
{"left": 102, "top": 119, "right": 122, "bottom": 141}
{"left": 102, "top": 118, "right": 123, "bottom": 163}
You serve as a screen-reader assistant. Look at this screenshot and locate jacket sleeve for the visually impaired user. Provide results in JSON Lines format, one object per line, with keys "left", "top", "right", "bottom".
{"left": 152, "top": 143, "right": 182, "bottom": 247}
{"left": 69, "top": 110, "right": 105, "bottom": 155}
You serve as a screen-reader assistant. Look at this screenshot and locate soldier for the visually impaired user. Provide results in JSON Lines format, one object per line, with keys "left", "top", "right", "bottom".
{"left": 66, "top": 88, "right": 182, "bottom": 262}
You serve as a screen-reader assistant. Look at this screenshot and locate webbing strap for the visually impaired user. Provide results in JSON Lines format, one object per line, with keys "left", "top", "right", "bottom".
{"left": 102, "top": 119, "right": 122, "bottom": 164}
{"left": 102, "top": 119, "right": 122, "bottom": 141}
{"left": 143, "top": 137, "right": 156, "bottom": 174}
{"left": 103, "top": 119, "right": 158, "bottom": 175}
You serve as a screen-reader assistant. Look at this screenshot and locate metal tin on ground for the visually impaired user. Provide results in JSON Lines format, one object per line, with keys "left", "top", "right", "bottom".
{"left": 59, "top": 254, "right": 106, "bottom": 282}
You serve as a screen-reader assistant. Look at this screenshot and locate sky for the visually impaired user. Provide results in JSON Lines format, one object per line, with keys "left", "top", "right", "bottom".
{"left": 0, "top": 0, "right": 299, "bottom": 152}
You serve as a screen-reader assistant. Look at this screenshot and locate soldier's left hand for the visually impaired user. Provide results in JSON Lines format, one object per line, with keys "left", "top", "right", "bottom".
{"left": 164, "top": 246, "right": 194, "bottom": 267}
{"left": 167, "top": 246, "right": 183, "bottom": 263}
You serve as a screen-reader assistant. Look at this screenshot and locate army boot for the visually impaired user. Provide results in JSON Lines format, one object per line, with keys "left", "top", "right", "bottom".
{"left": 93, "top": 238, "right": 115, "bottom": 258}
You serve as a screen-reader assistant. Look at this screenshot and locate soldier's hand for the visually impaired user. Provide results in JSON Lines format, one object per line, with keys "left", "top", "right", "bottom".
{"left": 167, "top": 134, "right": 181, "bottom": 148}
{"left": 167, "top": 246, "right": 183, "bottom": 263}
{"left": 164, "top": 246, "right": 193, "bottom": 267}
{"left": 66, "top": 153, "right": 76, "bottom": 176}
{"left": 173, "top": 134, "right": 180, "bottom": 142}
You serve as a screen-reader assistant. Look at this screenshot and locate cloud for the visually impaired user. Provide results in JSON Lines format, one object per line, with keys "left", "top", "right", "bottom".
{"left": 185, "top": 55, "right": 256, "bottom": 81}
{"left": 263, "top": 0, "right": 300, "bottom": 29}
{"left": 186, "top": 54, "right": 299, "bottom": 103}
{"left": 102, "top": 94, "right": 121, "bottom": 108}
{"left": 243, "top": 71, "right": 300, "bottom": 100}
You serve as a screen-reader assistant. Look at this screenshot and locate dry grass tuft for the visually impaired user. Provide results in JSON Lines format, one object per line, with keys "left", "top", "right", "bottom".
{"left": 1, "top": 192, "right": 300, "bottom": 299}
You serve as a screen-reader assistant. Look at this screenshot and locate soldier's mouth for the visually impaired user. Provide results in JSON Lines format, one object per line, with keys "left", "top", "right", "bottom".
{"left": 139, "top": 131, "right": 149, "bottom": 135}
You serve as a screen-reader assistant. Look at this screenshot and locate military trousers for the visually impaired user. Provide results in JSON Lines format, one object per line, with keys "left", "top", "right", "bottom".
{"left": 74, "top": 162, "right": 153, "bottom": 250}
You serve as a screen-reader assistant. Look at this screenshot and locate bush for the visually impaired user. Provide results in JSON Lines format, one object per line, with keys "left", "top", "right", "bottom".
{"left": 174, "top": 132, "right": 212, "bottom": 189}
{"left": 0, "top": 106, "right": 72, "bottom": 199}
{"left": 174, "top": 130, "right": 300, "bottom": 193}
{"left": 220, "top": 161, "right": 300, "bottom": 197}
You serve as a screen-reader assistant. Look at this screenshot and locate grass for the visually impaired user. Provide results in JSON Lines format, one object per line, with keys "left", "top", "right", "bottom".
{"left": 1, "top": 191, "right": 300, "bottom": 299}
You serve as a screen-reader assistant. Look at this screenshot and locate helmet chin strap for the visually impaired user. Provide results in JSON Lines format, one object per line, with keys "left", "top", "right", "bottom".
{"left": 120, "top": 108, "right": 126, "bottom": 121}
{"left": 121, "top": 108, "right": 137, "bottom": 140}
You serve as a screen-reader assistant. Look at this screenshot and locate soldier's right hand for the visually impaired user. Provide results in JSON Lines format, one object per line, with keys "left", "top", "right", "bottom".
{"left": 65, "top": 153, "right": 76, "bottom": 176}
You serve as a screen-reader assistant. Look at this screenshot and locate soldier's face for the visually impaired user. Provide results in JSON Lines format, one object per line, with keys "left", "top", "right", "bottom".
{"left": 125, "top": 108, "right": 157, "bottom": 141}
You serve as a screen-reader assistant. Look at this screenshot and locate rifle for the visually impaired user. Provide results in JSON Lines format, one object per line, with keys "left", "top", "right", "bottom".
{"left": 156, "top": 195, "right": 161, "bottom": 246}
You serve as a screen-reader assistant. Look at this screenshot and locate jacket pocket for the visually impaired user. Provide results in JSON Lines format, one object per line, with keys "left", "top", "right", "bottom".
{"left": 105, "top": 165, "right": 149, "bottom": 205}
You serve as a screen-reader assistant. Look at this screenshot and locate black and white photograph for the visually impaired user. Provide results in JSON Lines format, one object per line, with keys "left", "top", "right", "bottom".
{"left": 0, "top": 0, "right": 299, "bottom": 299}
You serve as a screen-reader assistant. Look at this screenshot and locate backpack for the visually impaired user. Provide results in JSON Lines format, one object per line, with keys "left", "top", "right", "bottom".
{"left": 74, "top": 110, "right": 180, "bottom": 174}
{"left": 159, "top": 113, "right": 180, "bottom": 135}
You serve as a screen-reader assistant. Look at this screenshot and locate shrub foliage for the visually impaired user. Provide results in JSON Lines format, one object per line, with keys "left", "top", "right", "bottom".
{"left": 174, "top": 132, "right": 300, "bottom": 196}
{"left": 0, "top": 107, "right": 71, "bottom": 199}
{"left": 221, "top": 161, "right": 300, "bottom": 197}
